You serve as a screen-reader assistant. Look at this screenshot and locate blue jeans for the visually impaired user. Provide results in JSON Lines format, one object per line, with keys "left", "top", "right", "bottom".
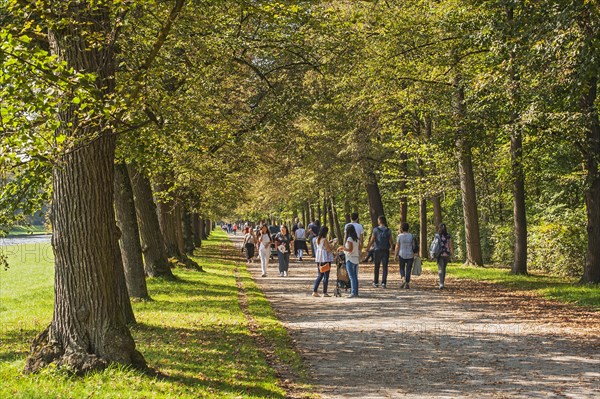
{"left": 437, "top": 256, "right": 449, "bottom": 285}
{"left": 399, "top": 257, "right": 414, "bottom": 283}
{"left": 277, "top": 251, "right": 290, "bottom": 273}
{"left": 345, "top": 260, "right": 359, "bottom": 296}
{"left": 373, "top": 249, "right": 390, "bottom": 285}
{"left": 313, "top": 264, "right": 330, "bottom": 293}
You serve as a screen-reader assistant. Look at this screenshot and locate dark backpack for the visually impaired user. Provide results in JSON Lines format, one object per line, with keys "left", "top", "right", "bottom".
{"left": 374, "top": 227, "right": 391, "bottom": 250}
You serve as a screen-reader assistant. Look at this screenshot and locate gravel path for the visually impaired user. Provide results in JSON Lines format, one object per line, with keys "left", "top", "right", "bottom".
{"left": 232, "top": 235, "right": 600, "bottom": 399}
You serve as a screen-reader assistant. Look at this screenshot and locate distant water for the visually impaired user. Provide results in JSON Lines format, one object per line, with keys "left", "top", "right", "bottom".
{"left": 0, "top": 234, "right": 52, "bottom": 246}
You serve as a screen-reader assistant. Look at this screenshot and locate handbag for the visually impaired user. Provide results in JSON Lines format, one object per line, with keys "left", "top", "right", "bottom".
{"left": 319, "top": 263, "right": 331, "bottom": 273}
{"left": 412, "top": 256, "right": 422, "bottom": 276}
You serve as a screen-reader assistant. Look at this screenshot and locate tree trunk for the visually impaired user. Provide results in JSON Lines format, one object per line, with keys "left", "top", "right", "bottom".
{"left": 419, "top": 198, "right": 428, "bottom": 258}
{"left": 331, "top": 196, "right": 343, "bottom": 242}
{"left": 322, "top": 195, "right": 328, "bottom": 227}
{"left": 200, "top": 218, "right": 207, "bottom": 240}
{"left": 155, "top": 184, "right": 180, "bottom": 259}
{"left": 317, "top": 200, "right": 322, "bottom": 222}
{"left": 192, "top": 213, "right": 202, "bottom": 247}
{"left": 344, "top": 199, "right": 352, "bottom": 224}
{"left": 581, "top": 75, "right": 600, "bottom": 284}
{"left": 399, "top": 128, "right": 409, "bottom": 226}
{"left": 327, "top": 197, "right": 335, "bottom": 239}
{"left": 127, "top": 166, "right": 174, "bottom": 278}
{"left": 432, "top": 196, "right": 443, "bottom": 228}
{"left": 506, "top": 6, "right": 528, "bottom": 275}
{"left": 25, "top": 5, "right": 145, "bottom": 373}
{"left": 114, "top": 163, "right": 150, "bottom": 300}
{"left": 204, "top": 219, "right": 211, "bottom": 238}
{"left": 182, "top": 210, "right": 195, "bottom": 255}
{"left": 365, "top": 171, "right": 385, "bottom": 228}
{"left": 174, "top": 203, "right": 186, "bottom": 256}
{"left": 453, "top": 73, "right": 484, "bottom": 266}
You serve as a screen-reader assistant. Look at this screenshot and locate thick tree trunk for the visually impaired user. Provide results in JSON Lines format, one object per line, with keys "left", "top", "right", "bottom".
{"left": 174, "top": 203, "right": 186, "bottom": 256}
{"left": 204, "top": 219, "right": 211, "bottom": 238}
{"left": 192, "top": 212, "right": 202, "bottom": 247}
{"left": 155, "top": 185, "right": 180, "bottom": 259}
{"left": 581, "top": 76, "right": 600, "bottom": 284}
{"left": 432, "top": 196, "right": 443, "bottom": 227}
{"left": 127, "top": 166, "right": 174, "bottom": 279}
{"left": 182, "top": 210, "right": 195, "bottom": 255}
{"left": 25, "top": 5, "right": 145, "bottom": 374}
{"left": 453, "top": 74, "right": 484, "bottom": 266}
{"left": 365, "top": 171, "right": 385, "bottom": 228}
{"left": 114, "top": 163, "right": 150, "bottom": 300}
{"left": 200, "top": 218, "right": 207, "bottom": 240}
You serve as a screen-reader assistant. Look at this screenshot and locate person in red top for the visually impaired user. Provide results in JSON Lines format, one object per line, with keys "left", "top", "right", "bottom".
{"left": 232, "top": 223, "right": 237, "bottom": 235}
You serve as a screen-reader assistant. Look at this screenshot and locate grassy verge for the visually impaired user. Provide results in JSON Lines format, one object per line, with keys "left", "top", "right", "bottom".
{"left": 0, "top": 230, "right": 309, "bottom": 398}
{"left": 6, "top": 225, "right": 49, "bottom": 236}
{"left": 423, "top": 260, "right": 600, "bottom": 309}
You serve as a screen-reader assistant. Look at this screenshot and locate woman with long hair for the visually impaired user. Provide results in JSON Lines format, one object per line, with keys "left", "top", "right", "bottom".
{"left": 312, "top": 226, "right": 333, "bottom": 297}
{"left": 274, "top": 225, "right": 292, "bottom": 277}
{"left": 243, "top": 226, "right": 256, "bottom": 263}
{"left": 436, "top": 223, "right": 454, "bottom": 289}
{"left": 394, "top": 222, "right": 418, "bottom": 289}
{"left": 257, "top": 224, "right": 272, "bottom": 277}
{"left": 293, "top": 222, "right": 308, "bottom": 261}
{"left": 339, "top": 224, "right": 360, "bottom": 298}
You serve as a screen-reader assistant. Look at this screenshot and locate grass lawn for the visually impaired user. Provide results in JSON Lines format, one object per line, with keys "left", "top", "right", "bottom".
{"left": 422, "top": 260, "right": 600, "bottom": 309}
{"left": 0, "top": 230, "right": 312, "bottom": 398}
{"left": 7, "top": 225, "right": 49, "bottom": 236}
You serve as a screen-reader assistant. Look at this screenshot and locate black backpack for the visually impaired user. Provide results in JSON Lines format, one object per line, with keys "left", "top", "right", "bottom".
{"left": 374, "top": 227, "right": 391, "bottom": 250}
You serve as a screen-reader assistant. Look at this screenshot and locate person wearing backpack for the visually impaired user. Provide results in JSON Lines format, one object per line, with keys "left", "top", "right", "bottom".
{"left": 432, "top": 223, "right": 454, "bottom": 289}
{"left": 367, "top": 215, "right": 394, "bottom": 288}
{"left": 394, "top": 222, "right": 419, "bottom": 289}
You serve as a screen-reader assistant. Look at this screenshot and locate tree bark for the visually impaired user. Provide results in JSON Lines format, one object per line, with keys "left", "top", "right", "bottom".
{"left": 432, "top": 196, "right": 443, "bottom": 228}
{"left": 174, "top": 203, "right": 186, "bottom": 256}
{"left": 114, "top": 163, "right": 150, "bottom": 300}
{"left": 183, "top": 210, "right": 195, "bottom": 255}
{"left": 127, "top": 166, "right": 174, "bottom": 279}
{"left": 580, "top": 75, "right": 600, "bottom": 283}
{"left": 192, "top": 212, "right": 202, "bottom": 247}
{"left": 419, "top": 198, "right": 428, "bottom": 258}
{"left": 322, "top": 195, "right": 328, "bottom": 227}
{"left": 331, "top": 196, "right": 343, "bottom": 242}
{"left": 506, "top": 5, "right": 528, "bottom": 275}
{"left": 25, "top": 5, "right": 145, "bottom": 373}
{"left": 200, "top": 218, "right": 207, "bottom": 240}
{"left": 453, "top": 73, "right": 484, "bottom": 266}
{"left": 155, "top": 184, "right": 180, "bottom": 259}
{"left": 204, "top": 219, "right": 211, "bottom": 238}
{"left": 365, "top": 171, "right": 385, "bottom": 228}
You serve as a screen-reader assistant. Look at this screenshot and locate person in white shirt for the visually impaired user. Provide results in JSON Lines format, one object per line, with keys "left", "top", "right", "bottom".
{"left": 339, "top": 224, "right": 360, "bottom": 298}
{"left": 294, "top": 223, "right": 308, "bottom": 261}
{"left": 257, "top": 225, "right": 272, "bottom": 277}
{"left": 344, "top": 212, "right": 364, "bottom": 253}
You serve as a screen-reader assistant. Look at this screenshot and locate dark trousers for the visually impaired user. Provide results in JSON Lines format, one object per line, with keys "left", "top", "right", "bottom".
{"left": 373, "top": 249, "right": 390, "bottom": 285}
{"left": 399, "top": 257, "right": 414, "bottom": 283}
{"left": 437, "top": 256, "right": 449, "bottom": 285}
{"left": 245, "top": 243, "right": 255, "bottom": 259}
{"left": 313, "top": 264, "right": 330, "bottom": 293}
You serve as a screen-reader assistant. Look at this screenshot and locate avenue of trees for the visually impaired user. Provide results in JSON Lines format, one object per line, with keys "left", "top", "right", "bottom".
{"left": 0, "top": 0, "right": 598, "bottom": 375}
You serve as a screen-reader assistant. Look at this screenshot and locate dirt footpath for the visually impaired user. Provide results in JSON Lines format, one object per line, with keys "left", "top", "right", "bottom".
{"left": 232, "top": 236, "right": 600, "bottom": 399}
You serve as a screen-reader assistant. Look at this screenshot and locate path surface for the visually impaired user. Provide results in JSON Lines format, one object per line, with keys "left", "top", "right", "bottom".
{"left": 231, "top": 235, "right": 600, "bottom": 399}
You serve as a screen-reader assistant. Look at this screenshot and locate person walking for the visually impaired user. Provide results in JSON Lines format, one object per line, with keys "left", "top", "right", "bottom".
{"left": 394, "top": 222, "right": 418, "bottom": 289}
{"left": 435, "top": 223, "right": 454, "bottom": 289}
{"left": 312, "top": 226, "right": 333, "bottom": 297}
{"left": 367, "top": 215, "right": 394, "bottom": 288}
{"left": 339, "top": 224, "right": 360, "bottom": 298}
{"left": 294, "top": 222, "right": 308, "bottom": 261}
{"left": 307, "top": 219, "right": 321, "bottom": 258}
{"left": 275, "top": 225, "right": 292, "bottom": 277}
{"left": 243, "top": 227, "right": 256, "bottom": 263}
{"left": 257, "top": 225, "right": 272, "bottom": 277}
{"left": 232, "top": 223, "right": 237, "bottom": 235}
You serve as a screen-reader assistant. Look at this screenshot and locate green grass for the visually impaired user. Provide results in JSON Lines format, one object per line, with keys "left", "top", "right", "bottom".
{"left": 423, "top": 260, "right": 600, "bottom": 309}
{"left": 7, "top": 225, "right": 49, "bottom": 236}
{"left": 0, "top": 230, "right": 311, "bottom": 398}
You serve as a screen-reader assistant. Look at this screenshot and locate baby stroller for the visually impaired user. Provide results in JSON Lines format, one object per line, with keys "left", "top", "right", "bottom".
{"left": 334, "top": 252, "right": 351, "bottom": 297}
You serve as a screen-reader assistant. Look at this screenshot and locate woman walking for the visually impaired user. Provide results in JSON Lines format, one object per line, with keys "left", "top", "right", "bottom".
{"left": 294, "top": 222, "right": 308, "bottom": 261}
{"left": 312, "top": 226, "right": 333, "bottom": 297}
{"left": 436, "top": 223, "right": 454, "bottom": 289}
{"left": 243, "top": 227, "right": 256, "bottom": 263}
{"left": 257, "top": 225, "right": 272, "bottom": 277}
{"left": 274, "top": 225, "right": 292, "bottom": 277}
{"left": 339, "top": 224, "right": 360, "bottom": 298}
{"left": 394, "top": 222, "right": 418, "bottom": 289}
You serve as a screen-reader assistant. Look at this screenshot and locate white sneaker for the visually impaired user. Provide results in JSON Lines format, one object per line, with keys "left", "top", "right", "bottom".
{"left": 279, "top": 272, "right": 283, "bottom": 277}
{"left": 283, "top": 271, "right": 287, "bottom": 277}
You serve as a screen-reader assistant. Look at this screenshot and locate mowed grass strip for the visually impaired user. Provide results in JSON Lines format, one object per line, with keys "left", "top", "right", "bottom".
{"left": 422, "top": 261, "right": 600, "bottom": 309}
{"left": 0, "top": 230, "right": 293, "bottom": 398}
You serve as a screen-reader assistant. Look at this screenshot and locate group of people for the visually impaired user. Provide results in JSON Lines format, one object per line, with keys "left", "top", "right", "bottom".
{"left": 237, "top": 214, "right": 455, "bottom": 298}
